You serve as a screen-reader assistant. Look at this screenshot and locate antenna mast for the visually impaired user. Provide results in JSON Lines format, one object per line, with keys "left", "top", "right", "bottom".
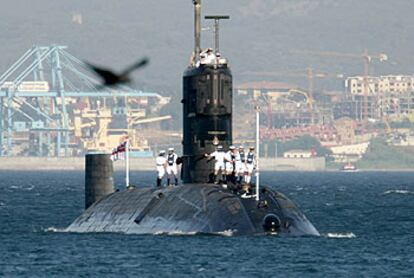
{"left": 193, "top": 0, "right": 202, "bottom": 63}
{"left": 205, "top": 15, "right": 230, "bottom": 55}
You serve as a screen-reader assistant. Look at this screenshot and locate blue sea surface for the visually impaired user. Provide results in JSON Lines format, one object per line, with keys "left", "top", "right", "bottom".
{"left": 0, "top": 171, "right": 413, "bottom": 277}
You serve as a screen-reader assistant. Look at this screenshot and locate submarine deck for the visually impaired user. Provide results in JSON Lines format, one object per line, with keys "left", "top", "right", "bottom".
{"left": 67, "top": 183, "right": 319, "bottom": 236}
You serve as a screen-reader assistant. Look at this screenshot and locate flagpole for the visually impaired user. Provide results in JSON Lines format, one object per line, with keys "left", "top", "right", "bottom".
{"left": 125, "top": 140, "right": 129, "bottom": 188}
{"left": 255, "top": 106, "right": 260, "bottom": 201}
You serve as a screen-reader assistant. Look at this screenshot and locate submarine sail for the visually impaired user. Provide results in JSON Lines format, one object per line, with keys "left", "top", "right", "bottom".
{"left": 182, "top": 53, "right": 232, "bottom": 183}
{"left": 182, "top": 2, "right": 232, "bottom": 183}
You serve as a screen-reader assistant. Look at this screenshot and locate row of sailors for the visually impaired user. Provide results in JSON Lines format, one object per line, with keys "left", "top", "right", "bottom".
{"left": 196, "top": 48, "right": 226, "bottom": 66}
{"left": 155, "top": 145, "right": 257, "bottom": 187}
{"left": 205, "top": 145, "right": 257, "bottom": 185}
{"left": 155, "top": 148, "right": 179, "bottom": 187}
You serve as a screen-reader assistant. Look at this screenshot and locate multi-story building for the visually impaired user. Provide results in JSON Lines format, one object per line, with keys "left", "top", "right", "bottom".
{"left": 345, "top": 75, "right": 414, "bottom": 120}
{"left": 345, "top": 75, "right": 414, "bottom": 95}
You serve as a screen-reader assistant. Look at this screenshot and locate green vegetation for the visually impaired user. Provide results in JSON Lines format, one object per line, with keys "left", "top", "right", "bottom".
{"left": 357, "top": 138, "right": 414, "bottom": 169}
{"left": 374, "top": 118, "right": 414, "bottom": 130}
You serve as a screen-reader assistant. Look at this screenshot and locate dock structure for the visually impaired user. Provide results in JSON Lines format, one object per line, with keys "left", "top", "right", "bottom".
{"left": 0, "top": 45, "right": 168, "bottom": 157}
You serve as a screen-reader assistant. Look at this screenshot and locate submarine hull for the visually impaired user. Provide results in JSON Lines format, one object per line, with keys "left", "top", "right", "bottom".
{"left": 67, "top": 184, "right": 319, "bottom": 236}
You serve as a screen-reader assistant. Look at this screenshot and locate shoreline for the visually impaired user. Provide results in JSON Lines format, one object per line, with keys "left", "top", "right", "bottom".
{"left": 0, "top": 157, "right": 413, "bottom": 172}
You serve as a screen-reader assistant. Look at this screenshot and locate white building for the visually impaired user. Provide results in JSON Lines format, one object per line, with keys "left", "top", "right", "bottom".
{"left": 329, "top": 141, "right": 370, "bottom": 163}
{"left": 345, "top": 75, "right": 414, "bottom": 96}
{"left": 329, "top": 142, "right": 369, "bottom": 156}
{"left": 283, "top": 149, "right": 314, "bottom": 159}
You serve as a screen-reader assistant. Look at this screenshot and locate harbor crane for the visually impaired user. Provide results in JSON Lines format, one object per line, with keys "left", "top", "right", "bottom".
{"left": 0, "top": 45, "right": 167, "bottom": 157}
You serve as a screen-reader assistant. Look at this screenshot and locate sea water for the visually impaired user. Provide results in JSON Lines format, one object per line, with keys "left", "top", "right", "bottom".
{"left": 0, "top": 171, "right": 413, "bottom": 277}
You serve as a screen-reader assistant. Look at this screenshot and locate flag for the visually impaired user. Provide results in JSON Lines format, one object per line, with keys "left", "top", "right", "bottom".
{"left": 110, "top": 141, "right": 128, "bottom": 161}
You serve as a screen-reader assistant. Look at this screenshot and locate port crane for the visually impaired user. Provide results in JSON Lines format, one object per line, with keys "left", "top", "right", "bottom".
{"left": 0, "top": 45, "right": 169, "bottom": 157}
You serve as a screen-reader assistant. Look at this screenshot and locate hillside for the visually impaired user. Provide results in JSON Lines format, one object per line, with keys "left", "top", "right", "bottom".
{"left": 1, "top": 0, "right": 414, "bottom": 129}
{"left": 357, "top": 138, "right": 414, "bottom": 170}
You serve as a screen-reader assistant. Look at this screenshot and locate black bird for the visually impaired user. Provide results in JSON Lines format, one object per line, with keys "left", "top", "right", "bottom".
{"left": 86, "top": 57, "right": 149, "bottom": 87}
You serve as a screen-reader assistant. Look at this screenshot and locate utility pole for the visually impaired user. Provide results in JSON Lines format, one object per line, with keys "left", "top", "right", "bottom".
{"left": 307, "top": 67, "right": 314, "bottom": 124}
{"left": 255, "top": 105, "right": 260, "bottom": 201}
{"left": 362, "top": 49, "right": 370, "bottom": 123}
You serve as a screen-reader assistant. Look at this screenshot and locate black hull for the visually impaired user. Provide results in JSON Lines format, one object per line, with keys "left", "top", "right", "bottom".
{"left": 67, "top": 184, "right": 319, "bottom": 236}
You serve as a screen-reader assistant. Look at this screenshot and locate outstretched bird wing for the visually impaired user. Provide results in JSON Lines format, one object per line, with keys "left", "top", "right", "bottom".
{"left": 120, "top": 57, "right": 149, "bottom": 76}
{"left": 85, "top": 63, "right": 119, "bottom": 83}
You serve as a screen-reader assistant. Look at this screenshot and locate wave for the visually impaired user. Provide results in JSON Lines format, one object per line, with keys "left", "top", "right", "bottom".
{"left": 214, "top": 230, "right": 234, "bottom": 237}
{"left": 44, "top": 226, "right": 67, "bottom": 233}
{"left": 154, "top": 229, "right": 235, "bottom": 236}
{"left": 325, "top": 232, "right": 356, "bottom": 239}
{"left": 382, "top": 190, "right": 414, "bottom": 195}
{"left": 154, "top": 230, "right": 198, "bottom": 236}
{"left": 9, "top": 185, "right": 35, "bottom": 191}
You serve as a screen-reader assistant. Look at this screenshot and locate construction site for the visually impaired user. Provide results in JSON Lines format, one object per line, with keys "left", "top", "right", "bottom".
{"left": 233, "top": 49, "right": 414, "bottom": 167}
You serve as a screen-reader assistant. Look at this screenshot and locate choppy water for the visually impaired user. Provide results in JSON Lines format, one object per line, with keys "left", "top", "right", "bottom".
{"left": 0, "top": 171, "right": 413, "bottom": 277}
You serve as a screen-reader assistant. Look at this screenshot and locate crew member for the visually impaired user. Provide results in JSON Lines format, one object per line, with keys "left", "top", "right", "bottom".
{"left": 245, "top": 147, "right": 256, "bottom": 185}
{"left": 166, "top": 147, "right": 178, "bottom": 186}
{"left": 236, "top": 145, "right": 246, "bottom": 184}
{"left": 155, "top": 150, "right": 167, "bottom": 187}
{"left": 200, "top": 48, "right": 216, "bottom": 65}
{"left": 225, "top": 145, "right": 237, "bottom": 184}
{"left": 205, "top": 145, "right": 226, "bottom": 184}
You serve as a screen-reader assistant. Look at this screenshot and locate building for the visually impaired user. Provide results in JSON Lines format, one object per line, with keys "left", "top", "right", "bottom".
{"left": 345, "top": 75, "right": 414, "bottom": 120}
{"left": 283, "top": 149, "right": 314, "bottom": 159}
{"left": 345, "top": 75, "right": 414, "bottom": 96}
{"left": 235, "top": 81, "right": 317, "bottom": 128}
{"left": 334, "top": 117, "right": 357, "bottom": 145}
{"left": 329, "top": 141, "right": 370, "bottom": 163}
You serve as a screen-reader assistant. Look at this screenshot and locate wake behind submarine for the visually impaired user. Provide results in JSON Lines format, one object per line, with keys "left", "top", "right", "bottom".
{"left": 66, "top": 0, "right": 319, "bottom": 236}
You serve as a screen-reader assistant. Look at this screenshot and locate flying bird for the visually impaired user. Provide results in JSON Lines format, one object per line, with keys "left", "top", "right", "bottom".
{"left": 85, "top": 57, "right": 149, "bottom": 87}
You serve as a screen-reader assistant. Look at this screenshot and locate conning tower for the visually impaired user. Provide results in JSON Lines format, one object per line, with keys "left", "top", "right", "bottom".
{"left": 182, "top": 0, "right": 232, "bottom": 183}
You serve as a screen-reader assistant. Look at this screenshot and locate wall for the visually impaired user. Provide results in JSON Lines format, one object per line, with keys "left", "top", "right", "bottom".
{"left": 260, "top": 157, "right": 326, "bottom": 171}
{"left": 0, "top": 157, "right": 326, "bottom": 171}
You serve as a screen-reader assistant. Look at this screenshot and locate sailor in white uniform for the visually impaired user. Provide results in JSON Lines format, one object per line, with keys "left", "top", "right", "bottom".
{"left": 225, "top": 145, "right": 237, "bottom": 183}
{"left": 205, "top": 145, "right": 226, "bottom": 183}
{"left": 200, "top": 48, "right": 216, "bottom": 65}
{"left": 236, "top": 145, "right": 246, "bottom": 184}
{"left": 245, "top": 147, "right": 256, "bottom": 185}
{"left": 156, "top": 150, "right": 167, "bottom": 187}
{"left": 166, "top": 147, "right": 179, "bottom": 186}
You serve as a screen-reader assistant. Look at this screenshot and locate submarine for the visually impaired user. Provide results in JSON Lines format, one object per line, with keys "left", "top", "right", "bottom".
{"left": 66, "top": 0, "right": 319, "bottom": 236}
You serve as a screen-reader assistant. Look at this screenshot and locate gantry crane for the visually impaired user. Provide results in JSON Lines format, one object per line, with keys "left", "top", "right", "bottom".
{"left": 290, "top": 49, "right": 388, "bottom": 123}
{"left": 0, "top": 45, "right": 169, "bottom": 157}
